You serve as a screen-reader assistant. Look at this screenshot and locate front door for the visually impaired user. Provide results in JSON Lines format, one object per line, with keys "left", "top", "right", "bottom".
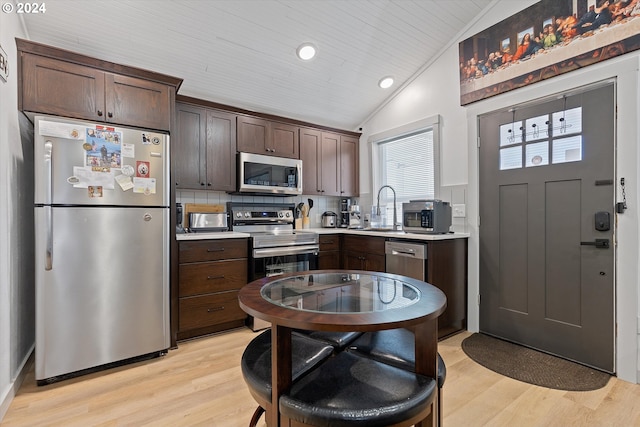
{"left": 478, "top": 82, "right": 615, "bottom": 372}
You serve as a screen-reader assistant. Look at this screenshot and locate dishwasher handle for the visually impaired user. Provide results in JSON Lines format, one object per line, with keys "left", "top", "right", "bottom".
{"left": 391, "top": 249, "right": 417, "bottom": 257}
{"left": 385, "top": 241, "right": 427, "bottom": 259}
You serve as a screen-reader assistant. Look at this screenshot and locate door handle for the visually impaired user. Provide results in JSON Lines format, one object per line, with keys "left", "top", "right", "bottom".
{"left": 580, "top": 239, "right": 610, "bottom": 249}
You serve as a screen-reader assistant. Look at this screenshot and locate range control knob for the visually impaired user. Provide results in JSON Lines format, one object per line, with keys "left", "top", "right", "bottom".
{"left": 244, "top": 212, "right": 251, "bottom": 218}
{"left": 235, "top": 212, "right": 243, "bottom": 218}
{"left": 285, "top": 211, "right": 291, "bottom": 218}
{"left": 278, "top": 211, "right": 284, "bottom": 218}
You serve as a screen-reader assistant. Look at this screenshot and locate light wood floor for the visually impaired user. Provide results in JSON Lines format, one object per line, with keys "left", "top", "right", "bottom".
{"left": 2, "top": 329, "right": 640, "bottom": 426}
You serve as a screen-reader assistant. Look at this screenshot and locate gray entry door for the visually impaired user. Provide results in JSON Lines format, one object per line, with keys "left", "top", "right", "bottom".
{"left": 478, "top": 82, "right": 615, "bottom": 373}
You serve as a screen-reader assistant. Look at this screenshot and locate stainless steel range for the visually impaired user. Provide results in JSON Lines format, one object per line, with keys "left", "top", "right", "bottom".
{"left": 228, "top": 202, "right": 319, "bottom": 330}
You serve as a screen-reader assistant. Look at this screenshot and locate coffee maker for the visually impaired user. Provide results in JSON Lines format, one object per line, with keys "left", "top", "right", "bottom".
{"left": 339, "top": 198, "right": 351, "bottom": 228}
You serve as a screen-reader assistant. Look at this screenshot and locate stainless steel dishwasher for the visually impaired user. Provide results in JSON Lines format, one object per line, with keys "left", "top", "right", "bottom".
{"left": 385, "top": 240, "right": 427, "bottom": 281}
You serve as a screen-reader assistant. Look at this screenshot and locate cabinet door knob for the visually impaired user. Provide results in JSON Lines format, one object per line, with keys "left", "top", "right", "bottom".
{"left": 107, "top": 112, "right": 113, "bottom": 118}
{"left": 207, "top": 183, "right": 212, "bottom": 186}
{"left": 97, "top": 110, "right": 103, "bottom": 117}
{"left": 201, "top": 182, "right": 205, "bottom": 186}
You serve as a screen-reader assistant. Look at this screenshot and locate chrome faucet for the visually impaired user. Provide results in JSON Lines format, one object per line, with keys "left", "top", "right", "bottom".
{"left": 376, "top": 185, "right": 398, "bottom": 230}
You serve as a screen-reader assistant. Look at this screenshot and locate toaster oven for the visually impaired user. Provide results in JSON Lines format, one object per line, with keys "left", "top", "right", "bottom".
{"left": 402, "top": 200, "right": 452, "bottom": 234}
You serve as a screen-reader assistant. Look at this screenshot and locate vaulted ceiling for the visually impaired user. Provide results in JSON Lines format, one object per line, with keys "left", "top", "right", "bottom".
{"left": 20, "top": 0, "right": 492, "bottom": 130}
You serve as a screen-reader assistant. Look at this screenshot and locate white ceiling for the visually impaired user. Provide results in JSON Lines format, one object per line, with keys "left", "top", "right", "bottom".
{"left": 20, "top": 0, "right": 492, "bottom": 131}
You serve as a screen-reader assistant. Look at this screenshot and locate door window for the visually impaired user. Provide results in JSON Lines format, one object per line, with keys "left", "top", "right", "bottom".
{"left": 499, "top": 106, "right": 583, "bottom": 170}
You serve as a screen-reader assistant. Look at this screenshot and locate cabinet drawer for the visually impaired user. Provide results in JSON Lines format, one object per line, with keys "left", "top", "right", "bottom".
{"left": 179, "top": 239, "right": 248, "bottom": 263}
{"left": 318, "top": 251, "right": 340, "bottom": 270}
{"left": 179, "top": 291, "right": 246, "bottom": 331}
{"left": 343, "top": 235, "right": 385, "bottom": 255}
{"left": 319, "top": 234, "right": 340, "bottom": 251}
{"left": 179, "top": 259, "right": 248, "bottom": 297}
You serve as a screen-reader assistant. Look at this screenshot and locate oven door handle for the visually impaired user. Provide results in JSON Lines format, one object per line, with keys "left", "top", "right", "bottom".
{"left": 253, "top": 244, "right": 319, "bottom": 258}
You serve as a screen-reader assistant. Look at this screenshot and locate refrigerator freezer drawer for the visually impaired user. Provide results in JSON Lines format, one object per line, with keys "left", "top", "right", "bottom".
{"left": 35, "top": 206, "right": 170, "bottom": 381}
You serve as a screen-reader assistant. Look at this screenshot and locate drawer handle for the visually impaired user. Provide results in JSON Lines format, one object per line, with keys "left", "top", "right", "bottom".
{"left": 206, "top": 248, "right": 225, "bottom": 252}
{"left": 207, "top": 275, "right": 225, "bottom": 280}
{"left": 207, "top": 306, "right": 224, "bottom": 313}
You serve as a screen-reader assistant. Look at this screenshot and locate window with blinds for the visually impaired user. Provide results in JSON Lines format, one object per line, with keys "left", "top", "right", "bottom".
{"left": 371, "top": 117, "right": 440, "bottom": 228}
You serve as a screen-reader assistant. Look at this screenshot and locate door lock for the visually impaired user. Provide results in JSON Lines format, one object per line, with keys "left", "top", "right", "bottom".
{"left": 594, "top": 211, "right": 610, "bottom": 231}
{"left": 580, "top": 239, "right": 610, "bottom": 249}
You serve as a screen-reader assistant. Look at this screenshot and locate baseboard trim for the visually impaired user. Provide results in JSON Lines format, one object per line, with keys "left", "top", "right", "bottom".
{"left": 0, "top": 346, "right": 34, "bottom": 422}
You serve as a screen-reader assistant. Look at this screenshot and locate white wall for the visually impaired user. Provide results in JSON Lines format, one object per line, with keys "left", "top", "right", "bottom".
{"left": 360, "top": 0, "right": 639, "bottom": 383}
{"left": 0, "top": 7, "right": 35, "bottom": 421}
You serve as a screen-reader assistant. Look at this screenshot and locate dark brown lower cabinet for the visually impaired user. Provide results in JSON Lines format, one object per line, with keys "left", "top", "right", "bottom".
{"left": 427, "top": 238, "right": 468, "bottom": 339}
{"left": 339, "top": 234, "right": 467, "bottom": 339}
{"left": 318, "top": 234, "right": 341, "bottom": 269}
{"left": 341, "top": 234, "right": 385, "bottom": 272}
{"left": 177, "top": 239, "right": 248, "bottom": 340}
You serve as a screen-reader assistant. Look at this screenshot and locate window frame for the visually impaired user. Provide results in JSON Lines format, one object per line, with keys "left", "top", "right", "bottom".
{"left": 369, "top": 115, "right": 442, "bottom": 206}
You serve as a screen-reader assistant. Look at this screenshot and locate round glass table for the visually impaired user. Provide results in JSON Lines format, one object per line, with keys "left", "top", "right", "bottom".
{"left": 238, "top": 270, "right": 447, "bottom": 427}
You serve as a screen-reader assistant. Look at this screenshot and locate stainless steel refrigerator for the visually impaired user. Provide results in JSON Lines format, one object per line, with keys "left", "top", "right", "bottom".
{"left": 34, "top": 115, "right": 170, "bottom": 384}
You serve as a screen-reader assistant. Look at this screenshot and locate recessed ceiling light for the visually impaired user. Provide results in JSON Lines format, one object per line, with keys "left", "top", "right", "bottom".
{"left": 296, "top": 43, "right": 317, "bottom": 61}
{"left": 378, "top": 76, "right": 394, "bottom": 89}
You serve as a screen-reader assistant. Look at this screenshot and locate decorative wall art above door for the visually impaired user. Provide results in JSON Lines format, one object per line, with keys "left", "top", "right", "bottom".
{"left": 459, "top": 0, "right": 640, "bottom": 105}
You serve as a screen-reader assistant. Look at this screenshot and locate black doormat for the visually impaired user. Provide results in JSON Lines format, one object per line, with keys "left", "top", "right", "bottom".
{"left": 461, "top": 333, "right": 611, "bottom": 391}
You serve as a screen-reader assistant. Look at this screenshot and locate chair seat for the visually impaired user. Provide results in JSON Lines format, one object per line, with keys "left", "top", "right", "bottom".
{"left": 241, "top": 329, "right": 334, "bottom": 403}
{"left": 295, "top": 330, "right": 363, "bottom": 350}
{"left": 279, "top": 351, "right": 437, "bottom": 427}
{"left": 348, "top": 328, "right": 446, "bottom": 387}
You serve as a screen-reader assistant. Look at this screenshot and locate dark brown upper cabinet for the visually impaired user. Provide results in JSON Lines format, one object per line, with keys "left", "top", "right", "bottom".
{"left": 17, "top": 39, "right": 181, "bottom": 131}
{"left": 301, "top": 129, "right": 358, "bottom": 197}
{"left": 237, "top": 115, "right": 299, "bottom": 159}
{"left": 175, "top": 102, "right": 236, "bottom": 191}
{"left": 339, "top": 134, "right": 359, "bottom": 197}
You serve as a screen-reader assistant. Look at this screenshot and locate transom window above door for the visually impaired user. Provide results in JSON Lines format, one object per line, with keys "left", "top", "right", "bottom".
{"left": 499, "top": 107, "right": 583, "bottom": 171}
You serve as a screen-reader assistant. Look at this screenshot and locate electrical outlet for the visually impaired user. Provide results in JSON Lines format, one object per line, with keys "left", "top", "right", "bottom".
{"left": 452, "top": 204, "right": 466, "bottom": 218}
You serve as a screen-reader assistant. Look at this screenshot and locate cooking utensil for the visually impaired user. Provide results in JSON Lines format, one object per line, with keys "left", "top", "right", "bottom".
{"left": 308, "top": 198, "right": 314, "bottom": 214}
{"left": 296, "top": 202, "right": 305, "bottom": 218}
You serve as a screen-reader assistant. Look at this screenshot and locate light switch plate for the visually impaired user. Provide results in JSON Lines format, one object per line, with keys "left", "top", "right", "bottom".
{"left": 452, "top": 204, "right": 466, "bottom": 218}
{"left": 0, "top": 44, "right": 8, "bottom": 82}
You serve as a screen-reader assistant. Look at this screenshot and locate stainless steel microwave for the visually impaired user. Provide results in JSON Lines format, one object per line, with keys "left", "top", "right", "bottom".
{"left": 237, "top": 152, "right": 303, "bottom": 195}
{"left": 402, "top": 200, "right": 452, "bottom": 234}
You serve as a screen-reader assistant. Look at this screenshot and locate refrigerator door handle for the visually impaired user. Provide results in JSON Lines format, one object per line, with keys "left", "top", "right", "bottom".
{"left": 45, "top": 205, "right": 53, "bottom": 270}
{"left": 44, "top": 139, "right": 53, "bottom": 204}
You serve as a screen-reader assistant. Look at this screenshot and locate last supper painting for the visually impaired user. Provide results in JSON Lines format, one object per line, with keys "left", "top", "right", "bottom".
{"left": 459, "top": 0, "right": 640, "bottom": 105}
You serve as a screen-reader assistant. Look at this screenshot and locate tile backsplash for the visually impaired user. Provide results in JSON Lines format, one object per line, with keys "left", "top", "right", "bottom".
{"left": 177, "top": 187, "right": 468, "bottom": 232}
{"left": 176, "top": 190, "right": 342, "bottom": 228}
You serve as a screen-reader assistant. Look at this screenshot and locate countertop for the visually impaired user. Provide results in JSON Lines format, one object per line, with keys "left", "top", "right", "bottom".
{"left": 176, "top": 228, "right": 468, "bottom": 241}
{"left": 311, "top": 227, "right": 469, "bottom": 240}
{"left": 176, "top": 231, "right": 250, "bottom": 240}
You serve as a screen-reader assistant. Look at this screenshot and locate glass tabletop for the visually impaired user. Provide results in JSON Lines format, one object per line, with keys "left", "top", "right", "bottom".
{"left": 260, "top": 272, "right": 421, "bottom": 314}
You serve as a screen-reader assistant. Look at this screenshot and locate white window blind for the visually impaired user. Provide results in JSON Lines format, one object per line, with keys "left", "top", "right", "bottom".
{"left": 379, "top": 129, "right": 435, "bottom": 201}
{"left": 372, "top": 117, "right": 439, "bottom": 227}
